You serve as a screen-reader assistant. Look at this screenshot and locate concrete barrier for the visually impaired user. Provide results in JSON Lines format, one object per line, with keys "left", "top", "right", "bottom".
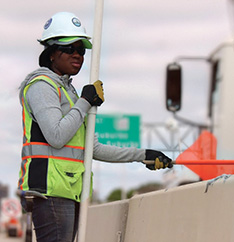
{"left": 124, "top": 175, "right": 234, "bottom": 242}
{"left": 86, "top": 175, "right": 234, "bottom": 242}
{"left": 85, "top": 200, "right": 129, "bottom": 242}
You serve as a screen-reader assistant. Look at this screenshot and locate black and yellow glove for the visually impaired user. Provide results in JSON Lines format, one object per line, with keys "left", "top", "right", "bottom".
{"left": 81, "top": 80, "right": 104, "bottom": 106}
{"left": 145, "top": 149, "right": 173, "bottom": 170}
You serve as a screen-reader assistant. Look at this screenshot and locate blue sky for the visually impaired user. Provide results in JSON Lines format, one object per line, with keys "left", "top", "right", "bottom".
{"left": 0, "top": 0, "right": 232, "bottom": 200}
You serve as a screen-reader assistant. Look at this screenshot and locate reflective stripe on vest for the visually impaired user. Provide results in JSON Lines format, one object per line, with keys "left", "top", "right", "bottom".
{"left": 22, "top": 142, "right": 84, "bottom": 162}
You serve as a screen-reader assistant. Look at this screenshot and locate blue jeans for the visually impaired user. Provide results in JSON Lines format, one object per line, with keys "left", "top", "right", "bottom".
{"left": 32, "top": 197, "right": 80, "bottom": 242}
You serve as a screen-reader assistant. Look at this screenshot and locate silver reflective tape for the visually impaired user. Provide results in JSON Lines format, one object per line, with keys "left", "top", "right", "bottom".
{"left": 22, "top": 144, "right": 84, "bottom": 161}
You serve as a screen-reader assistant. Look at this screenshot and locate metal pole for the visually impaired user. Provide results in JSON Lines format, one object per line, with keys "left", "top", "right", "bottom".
{"left": 175, "top": 160, "right": 234, "bottom": 165}
{"left": 143, "top": 160, "right": 234, "bottom": 165}
{"left": 77, "top": 0, "right": 104, "bottom": 241}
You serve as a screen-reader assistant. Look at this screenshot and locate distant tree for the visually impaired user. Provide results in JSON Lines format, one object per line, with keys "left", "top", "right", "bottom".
{"left": 136, "top": 183, "right": 164, "bottom": 194}
{"left": 106, "top": 182, "right": 164, "bottom": 202}
{"left": 126, "top": 189, "right": 135, "bottom": 199}
{"left": 106, "top": 188, "right": 122, "bottom": 202}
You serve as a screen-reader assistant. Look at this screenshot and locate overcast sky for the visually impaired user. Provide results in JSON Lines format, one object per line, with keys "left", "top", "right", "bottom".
{"left": 0, "top": 0, "right": 232, "bottom": 200}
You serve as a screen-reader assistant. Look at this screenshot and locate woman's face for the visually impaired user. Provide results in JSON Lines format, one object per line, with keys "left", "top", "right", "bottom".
{"left": 50, "top": 41, "right": 84, "bottom": 76}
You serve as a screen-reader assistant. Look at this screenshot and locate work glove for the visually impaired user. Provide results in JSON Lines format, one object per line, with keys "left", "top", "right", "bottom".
{"left": 145, "top": 149, "right": 173, "bottom": 170}
{"left": 81, "top": 80, "right": 104, "bottom": 106}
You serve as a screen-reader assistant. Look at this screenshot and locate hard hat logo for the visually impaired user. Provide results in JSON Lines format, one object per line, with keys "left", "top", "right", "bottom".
{"left": 44, "top": 18, "right": 52, "bottom": 30}
{"left": 72, "top": 17, "right": 81, "bottom": 27}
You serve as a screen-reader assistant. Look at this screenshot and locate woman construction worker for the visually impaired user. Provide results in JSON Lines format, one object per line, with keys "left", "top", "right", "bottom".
{"left": 18, "top": 12, "right": 173, "bottom": 242}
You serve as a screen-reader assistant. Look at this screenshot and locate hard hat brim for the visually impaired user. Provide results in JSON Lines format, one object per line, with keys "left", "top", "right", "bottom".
{"left": 40, "top": 36, "right": 92, "bottom": 49}
{"left": 55, "top": 37, "right": 92, "bottom": 49}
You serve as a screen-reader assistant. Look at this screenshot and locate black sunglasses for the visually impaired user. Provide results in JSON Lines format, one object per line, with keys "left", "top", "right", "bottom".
{"left": 57, "top": 45, "right": 86, "bottom": 56}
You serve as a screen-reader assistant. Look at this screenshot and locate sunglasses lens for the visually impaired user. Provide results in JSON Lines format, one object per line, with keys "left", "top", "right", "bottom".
{"left": 78, "top": 47, "right": 86, "bottom": 56}
{"left": 57, "top": 45, "right": 86, "bottom": 56}
{"left": 57, "top": 46, "right": 73, "bottom": 54}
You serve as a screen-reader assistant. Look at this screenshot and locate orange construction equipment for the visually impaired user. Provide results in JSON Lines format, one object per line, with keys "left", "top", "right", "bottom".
{"left": 5, "top": 217, "right": 22, "bottom": 237}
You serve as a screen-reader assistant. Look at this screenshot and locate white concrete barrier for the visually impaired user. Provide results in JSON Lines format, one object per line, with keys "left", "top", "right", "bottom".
{"left": 86, "top": 175, "right": 234, "bottom": 242}
{"left": 124, "top": 175, "right": 234, "bottom": 242}
{"left": 85, "top": 200, "right": 129, "bottom": 242}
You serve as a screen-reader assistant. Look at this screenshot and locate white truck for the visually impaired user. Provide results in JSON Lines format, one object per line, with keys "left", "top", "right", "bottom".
{"left": 165, "top": 40, "right": 234, "bottom": 180}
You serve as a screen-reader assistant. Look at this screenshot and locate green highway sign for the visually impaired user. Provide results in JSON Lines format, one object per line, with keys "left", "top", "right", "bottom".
{"left": 95, "top": 114, "right": 141, "bottom": 148}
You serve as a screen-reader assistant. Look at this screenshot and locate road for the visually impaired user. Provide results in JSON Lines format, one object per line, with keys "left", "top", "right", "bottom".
{"left": 0, "top": 231, "right": 24, "bottom": 242}
{"left": 0, "top": 228, "right": 36, "bottom": 242}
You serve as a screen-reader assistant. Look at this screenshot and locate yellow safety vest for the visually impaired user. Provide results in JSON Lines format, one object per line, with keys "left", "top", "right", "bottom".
{"left": 18, "top": 75, "right": 89, "bottom": 202}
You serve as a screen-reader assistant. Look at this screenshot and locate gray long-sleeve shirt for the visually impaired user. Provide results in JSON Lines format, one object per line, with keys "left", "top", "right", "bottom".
{"left": 19, "top": 67, "right": 146, "bottom": 163}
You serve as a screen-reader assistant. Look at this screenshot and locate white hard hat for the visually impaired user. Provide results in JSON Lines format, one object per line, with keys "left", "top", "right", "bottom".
{"left": 38, "top": 12, "right": 92, "bottom": 48}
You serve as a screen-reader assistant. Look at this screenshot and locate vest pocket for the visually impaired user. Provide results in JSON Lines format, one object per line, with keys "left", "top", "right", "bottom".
{"left": 47, "top": 158, "right": 85, "bottom": 201}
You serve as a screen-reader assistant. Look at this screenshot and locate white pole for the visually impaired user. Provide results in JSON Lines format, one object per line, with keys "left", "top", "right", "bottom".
{"left": 77, "top": 0, "right": 104, "bottom": 241}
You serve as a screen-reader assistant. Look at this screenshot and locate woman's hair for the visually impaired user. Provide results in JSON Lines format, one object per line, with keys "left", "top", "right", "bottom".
{"left": 39, "top": 45, "right": 57, "bottom": 69}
